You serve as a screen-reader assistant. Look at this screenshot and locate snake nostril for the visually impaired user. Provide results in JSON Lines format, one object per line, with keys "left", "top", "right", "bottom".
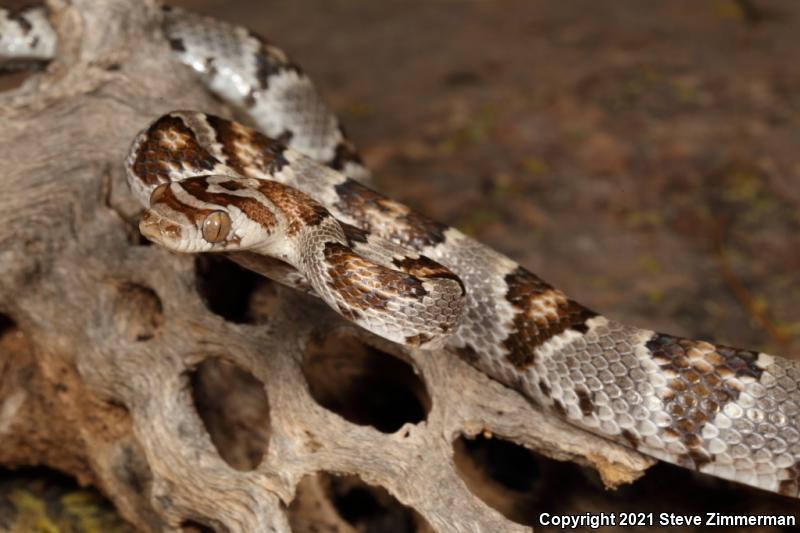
{"left": 189, "top": 357, "right": 270, "bottom": 471}
{"left": 289, "top": 473, "right": 432, "bottom": 532}
{"left": 302, "top": 330, "right": 430, "bottom": 433}
{"left": 162, "top": 222, "right": 182, "bottom": 239}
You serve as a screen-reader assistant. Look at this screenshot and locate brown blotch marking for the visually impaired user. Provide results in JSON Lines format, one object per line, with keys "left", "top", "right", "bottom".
{"left": 340, "top": 223, "right": 369, "bottom": 246}
{"left": 621, "top": 429, "right": 640, "bottom": 449}
{"left": 575, "top": 388, "right": 594, "bottom": 417}
{"left": 338, "top": 306, "right": 362, "bottom": 322}
{"left": 502, "top": 267, "right": 597, "bottom": 371}
{"left": 276, "top": 130, "right": 294, "bottom": 146}
{"left": 205, "top": 115, "right": 288, "bottom": 176}
{"left": 455, "top": 344, "right": 479, "bottom": 364}
{"left": 132, "top": 115, "right": 220, "bottom": 186}
{"left": 334, "top": 179, "right": 449, "bottom": 249}
{"left": 167, "top": 37, "right": 185, "bottom": 52}
{"left": 778, "top": 462, "right": 800, "bottom": 497}
{"left": 392, "top": 256, "right": 465, "bottom": 295}
{"left": 244, "top": 89, "right": 258, "bottom": 108}
{"left": 178, "top": 178, "right": 278, "bottom": 232}
{"left": 690, "top": 410, "right": 709, "bottom": 425}
{"left": 11, "top": 12, "right": 32, "bottom": 34}
{"left": 683, "top": 433, "right": 702, "bottom": 447}
{"left": 646, "top": 332, "right": 764, "bottom": 467}
{"left": 256, "top": 180, "right": 328, "bottom": 235}
{"left": 253, "top": 38, "right": 301, "bottom": 89}
{"left": 552, "top": 400, "right": 567, "bottom": 418}
{"left": 323, "top": 242, "right": 427, "bottom": 312}
{"left": 678, "top": 449, "right": 713, "bottom": 471}
{"left": 216, "top": 180, "right": 247, "bottom": 192}
{"left": 676, "top": 418, "right": 696, "bottom": 434}
{"left": 662, "top": 428, "right": 680, "bottom": 440}
{"left": 329, "top": 141, "right": 363, "bottom": 171}
{"left": 691, "top": 382, "right": 710, "bottom": 397}
{"left": 406, "top": 333, "right": 433, "bottom": 346}
{"left": 204, "top": 57, "right": 218, "bottom": 79}
{"left": 150, "top": 184, "right": 215, "bottom": 226}
{"left": 538, "top": 380, "right": 551, "bottom": 398}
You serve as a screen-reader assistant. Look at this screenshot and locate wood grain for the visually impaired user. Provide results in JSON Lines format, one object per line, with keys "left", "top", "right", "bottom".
{"left": 0, "top": 1, "right": 651, "bottom": 530}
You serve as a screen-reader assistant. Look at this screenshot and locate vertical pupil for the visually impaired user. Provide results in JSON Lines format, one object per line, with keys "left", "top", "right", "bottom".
{"left": 206, "top": 217, "right": 220, "bottom": 240}
{"left": 203, "top": 211, "right": 229, "bottom": 243}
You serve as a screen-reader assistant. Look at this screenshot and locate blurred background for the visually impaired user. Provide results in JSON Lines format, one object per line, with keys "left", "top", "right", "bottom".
{"left": 171, "top": 0, "right": 800, "bottom": 357}
{"left": 2, "top": 0, "right": 799, "bottom": 531}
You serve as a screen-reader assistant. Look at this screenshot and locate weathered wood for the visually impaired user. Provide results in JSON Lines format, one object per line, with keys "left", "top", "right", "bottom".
{"left": 0, "top": 1, "right": 651, "bottom": 530}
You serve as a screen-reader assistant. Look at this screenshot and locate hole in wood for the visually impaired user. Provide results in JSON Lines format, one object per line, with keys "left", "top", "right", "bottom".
{"left": 454, "top": 434, "right": 799, "bottom": 529}
{"left": 181, "top": 520, "right": 216, "bottom": 533}
{"left": 189, "top": 357, "right": 270, "bottom": 471}
{"left": 194, "top": 255, "right": 276, "bottom": 324}
{"left": 288, "top": 474, "right": 348, "bottom": 531}
{"left": 453, "top": 433, "right": 545, "bottom": 526}
{"left": 537, "top": 459, "right": 800, "bottom": 530}
{"left": 289, "top": 472, "right": 433, "bottom": 533}
{"left": 112, "top": 283, "right": 163, "bottom": 341}
{"left": 303, "top": 331, "right": 430, "bottom": 433}
{"left": 0, "top": 312, "right": 15, "bottom": 335}
{"left": 0, "top": 51, "right": 49, "bottom": 92}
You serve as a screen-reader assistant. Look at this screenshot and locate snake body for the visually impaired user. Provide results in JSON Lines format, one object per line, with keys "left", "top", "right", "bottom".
{"left": 139, "top": 169, "right": 465, "bottom": 348}
{"left": 4, "top": 4, "right": 799, "bottom": 499}
{"left": 0, "top": 6, "right": 55, "bottom": 65}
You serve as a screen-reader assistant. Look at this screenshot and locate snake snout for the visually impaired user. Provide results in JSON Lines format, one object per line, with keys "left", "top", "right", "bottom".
{"left": 139, "top": 211, "right": 183, "bottom": 245}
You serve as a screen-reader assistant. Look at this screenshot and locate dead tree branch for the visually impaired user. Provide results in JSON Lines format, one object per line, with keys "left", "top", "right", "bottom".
{"left": 0, "top": 1, "right": 651, "bottom": 530}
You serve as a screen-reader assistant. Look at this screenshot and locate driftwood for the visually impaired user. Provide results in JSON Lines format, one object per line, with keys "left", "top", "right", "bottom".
{"left": 0, "top": 0, "right": 652, "bottom": 530}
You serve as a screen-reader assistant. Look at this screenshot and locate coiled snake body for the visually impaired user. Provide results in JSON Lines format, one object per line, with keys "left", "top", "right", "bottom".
{"left": 4, "top": 4, "right": 799, "bottom": 498}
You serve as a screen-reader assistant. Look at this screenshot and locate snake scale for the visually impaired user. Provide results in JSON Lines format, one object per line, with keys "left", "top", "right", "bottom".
{"left": 3, "top": 4, "right": 799, "bottom": 499}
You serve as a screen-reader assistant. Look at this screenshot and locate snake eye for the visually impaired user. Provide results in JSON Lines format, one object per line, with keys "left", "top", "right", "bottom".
{"left": 202, "top": 211, "right": 232, "bottom": 243}
{"left": 149, "top": 183, "right": 169, "bottom": 205}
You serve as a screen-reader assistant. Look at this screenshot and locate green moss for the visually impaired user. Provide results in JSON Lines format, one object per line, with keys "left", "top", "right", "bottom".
{"left": 7, "top": 489, "right": 59, "bottom": 533}
{"left": 4, "top": 486, "right": 131, "bottom": 533}
{"left": 60, "top": 491, "right": 122, "bottom": 533}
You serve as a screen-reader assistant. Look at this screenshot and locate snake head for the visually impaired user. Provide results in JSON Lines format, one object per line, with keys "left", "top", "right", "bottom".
{"left": 139, "top": 175, "right": 272, "bottom": 253}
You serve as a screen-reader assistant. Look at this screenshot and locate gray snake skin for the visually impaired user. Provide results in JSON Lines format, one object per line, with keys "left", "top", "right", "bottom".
{"left": 3, "top": 4, "right": 799, "bottom": 499}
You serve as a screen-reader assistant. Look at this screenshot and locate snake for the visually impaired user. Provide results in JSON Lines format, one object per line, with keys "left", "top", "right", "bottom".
{"left": 3, "top": 4, "right": 799, "bottom": 500}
